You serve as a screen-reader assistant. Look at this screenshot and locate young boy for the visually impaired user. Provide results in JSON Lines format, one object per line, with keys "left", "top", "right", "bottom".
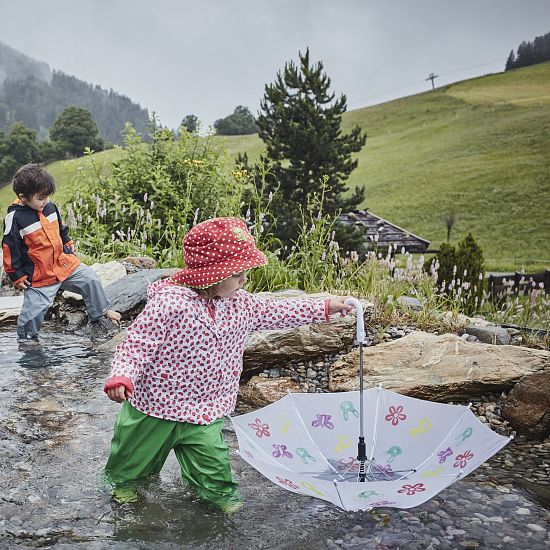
{"left": 104, "top": 216, "right": 354, "bottom": 511}
{"left": 2, "top": 163, "right": 120, "bottom": 341}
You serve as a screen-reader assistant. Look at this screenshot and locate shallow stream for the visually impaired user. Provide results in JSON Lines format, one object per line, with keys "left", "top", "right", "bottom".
{"left": 0, "top": 325, "right": 548, "bottom": 549}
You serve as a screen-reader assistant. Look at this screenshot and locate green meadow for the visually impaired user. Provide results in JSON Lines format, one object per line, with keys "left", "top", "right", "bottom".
{"left": 220, "top": 63, "right": 550, "bottom": 272}
{"left": 2, "top": 63, "right": 549, "bottom": 272}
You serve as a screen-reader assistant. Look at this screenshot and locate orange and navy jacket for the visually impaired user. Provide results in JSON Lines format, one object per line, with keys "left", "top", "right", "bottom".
{"left": 2, "top": 200, "right": 80, "bottom": 287}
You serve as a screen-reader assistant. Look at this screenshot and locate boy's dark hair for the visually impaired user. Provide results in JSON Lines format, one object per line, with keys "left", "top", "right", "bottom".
{"left": 12, "top": 164, "right": 56, "bottom": 198}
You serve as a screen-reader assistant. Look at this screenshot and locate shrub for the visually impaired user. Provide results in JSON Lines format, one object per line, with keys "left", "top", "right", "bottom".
{"left": 65, "top": 124, "right": 246, "bottom": 264}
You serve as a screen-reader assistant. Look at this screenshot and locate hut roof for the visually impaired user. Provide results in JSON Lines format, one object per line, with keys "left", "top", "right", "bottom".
{"left": 339, "top": 210, "right": 430, "bottom": 253}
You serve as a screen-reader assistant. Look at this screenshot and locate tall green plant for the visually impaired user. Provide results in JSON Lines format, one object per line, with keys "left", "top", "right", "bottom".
{"left": 65, "top": 123, "right": 246, "bottom": 264}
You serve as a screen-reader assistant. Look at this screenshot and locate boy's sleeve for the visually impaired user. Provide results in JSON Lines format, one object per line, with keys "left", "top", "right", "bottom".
{"left": 246, "top": 292, "right": 330, "bottom": 333}
{"left": 104, "top": 295, "right": 172, "bottom": 394}
{"left": 54, "top": 203, "right": 73, "bottom": 245}
{"left": 2, "top": 211, "right": 28, "bottom": 285}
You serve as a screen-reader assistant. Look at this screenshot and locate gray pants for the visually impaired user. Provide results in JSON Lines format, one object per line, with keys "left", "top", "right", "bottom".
{"left": 17, "top": 263, "right": 111, "bottom": 340}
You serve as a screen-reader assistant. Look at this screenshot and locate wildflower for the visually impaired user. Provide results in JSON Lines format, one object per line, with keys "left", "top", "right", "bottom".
{"left": 143, "top": 193, "right": 148, "bottom": 202}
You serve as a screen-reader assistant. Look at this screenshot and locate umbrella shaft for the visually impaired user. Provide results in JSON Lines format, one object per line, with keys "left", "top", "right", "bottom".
{"left": 359, "top": 343, "right": 364, "bottom": 437}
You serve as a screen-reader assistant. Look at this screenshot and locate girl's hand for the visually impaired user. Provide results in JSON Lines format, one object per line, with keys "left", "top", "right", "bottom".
{"left": 328, "top": 296, "right": 355, "bottom": 316}
{"left": 106, "top": 384, "right": 133, "bottom": 403}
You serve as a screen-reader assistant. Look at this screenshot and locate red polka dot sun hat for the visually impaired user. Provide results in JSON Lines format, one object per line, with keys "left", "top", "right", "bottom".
{"left": 171, "top": 217, "right": 268, "bottom": 289}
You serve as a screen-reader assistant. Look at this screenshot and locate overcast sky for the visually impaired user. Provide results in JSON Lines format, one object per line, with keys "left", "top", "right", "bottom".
{"left": 1, "top": 0, "right": 549, "bottom": 129}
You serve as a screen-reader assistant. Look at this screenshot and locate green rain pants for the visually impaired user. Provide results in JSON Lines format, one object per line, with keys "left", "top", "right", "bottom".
{"left": 105, "top": 401, "right": 239, "bottom": 507}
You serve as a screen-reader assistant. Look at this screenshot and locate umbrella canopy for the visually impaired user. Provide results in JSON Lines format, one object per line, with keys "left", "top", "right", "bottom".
{"left": 231, "top": 299, "right": 510, "bottom": 511}
{"left": 231, "top": 388, "right": 511, "bottom": 511}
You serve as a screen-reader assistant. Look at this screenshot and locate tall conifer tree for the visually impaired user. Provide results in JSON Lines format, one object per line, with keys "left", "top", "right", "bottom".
{"left": 255, "top": 49, "right": 366, "bottom": 213}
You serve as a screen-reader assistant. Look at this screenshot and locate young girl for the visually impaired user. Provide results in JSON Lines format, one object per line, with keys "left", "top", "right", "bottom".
{"left": 104, "top": 217, "right": 353, "bottom": 510}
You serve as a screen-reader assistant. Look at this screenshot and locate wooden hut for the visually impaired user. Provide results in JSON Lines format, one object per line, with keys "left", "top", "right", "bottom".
{"left": 339, "top": 210, "right": 430, "bottom": 253}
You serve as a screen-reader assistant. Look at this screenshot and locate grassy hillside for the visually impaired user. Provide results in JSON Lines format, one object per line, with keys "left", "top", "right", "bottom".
{"left": 0, "top": 148, "right": 123, "bottom": 208}
{"left": 343, "top": 63, "right": 550, "bottom": 271}
{"left": 221, "top": 63, "right": 550, "bottom": 272}
{"left": 2, "top": 63, "right": 548, "bottom": 272}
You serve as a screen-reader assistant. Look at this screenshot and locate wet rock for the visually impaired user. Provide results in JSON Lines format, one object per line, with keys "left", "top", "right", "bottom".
{"left": 105, "top": 268, "right": 177, "bottom": 317}
{"left": 121, "top": 256, "right": 157, "bottom": 269}
{"left": 328, "top": 331, "right": 550, "bottom": 400}
{"left": 0, "top": 295, "right": 24, "bottom": 322}
{"left": 396, "top": 296, "right": 422, "bottom": 311}
{"left": 243, "top": 294, "right": 373, "bottom": 371}
{"left": 238, "top": 376, "right": 300, "bottom": 407}
{"left": 501, "top": 370, "right": 550, "bottom": 439}
{"left": 61, "top": 261, "right": 127, "bottom": 302}
{"left": 461, "top": 324, "right": 511, "bottom": 345}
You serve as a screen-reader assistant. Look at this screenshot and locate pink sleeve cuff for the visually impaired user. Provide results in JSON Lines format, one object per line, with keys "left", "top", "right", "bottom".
{"left": 104, "top": 376, "right": 134, "bottom": 394}
{"left": 324, "top": 299, "right": 331, "bottom": 321}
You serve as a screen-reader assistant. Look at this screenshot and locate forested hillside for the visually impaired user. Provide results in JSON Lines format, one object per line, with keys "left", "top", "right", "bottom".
{"left": 0, "top": 41, "right": 149, "bottom": 143}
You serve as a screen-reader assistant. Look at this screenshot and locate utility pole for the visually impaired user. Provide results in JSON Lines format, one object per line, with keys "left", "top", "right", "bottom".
{"left": 426, "top": 73, "right": 439, "bottom": 90}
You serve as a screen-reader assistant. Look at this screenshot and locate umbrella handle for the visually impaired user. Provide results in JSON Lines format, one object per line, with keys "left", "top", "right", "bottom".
{"left": 344, "top": 297, "right": 365, "bottom": 343}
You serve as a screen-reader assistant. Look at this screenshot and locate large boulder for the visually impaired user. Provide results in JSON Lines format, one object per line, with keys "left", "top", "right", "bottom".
{"left": 328, "top": 331, "right": 550, "bottom": 401}
{"left": 62, "top": 261, "right": 127, "bottom": 301}
{"left": 243, "top": 293, "right": 373, "bottom": 372}
{"left": 0, "top": 295, "right": 23, "bottom": 323}
{"left": 239, "top": 376, "right": 300, "bottom": 407}
{"left": 501, "top": 370, "right": 550, "bottom": 439}
{"left": 105, "top": 268, "right": 177, "bottom": 317}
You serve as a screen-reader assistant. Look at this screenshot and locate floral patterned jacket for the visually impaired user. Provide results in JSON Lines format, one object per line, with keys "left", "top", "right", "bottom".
{"left": 104, "top": 279, "right": 329, "bottom": 424}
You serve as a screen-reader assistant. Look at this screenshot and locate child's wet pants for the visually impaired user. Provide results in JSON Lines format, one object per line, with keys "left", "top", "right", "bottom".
{"left": 105, "top": 401, "right": 238, "bottom": 506}
{"left": 17, "top": 263, "right": 111, "bottom": 340}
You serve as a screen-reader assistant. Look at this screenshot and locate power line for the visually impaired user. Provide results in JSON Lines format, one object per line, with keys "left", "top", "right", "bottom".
{"left": 349, "top": 57, "right": 507, "bottom": 108}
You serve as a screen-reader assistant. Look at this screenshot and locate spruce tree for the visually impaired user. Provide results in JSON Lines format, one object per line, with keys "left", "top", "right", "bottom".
{"left": 257, "top": 48, "right": 366, "bottom": 211}
{"left": 505, "top": 50, "right": 516, "bottom": 71}
{"left": 245, "top": 49, "right": 366, "bottom": 250}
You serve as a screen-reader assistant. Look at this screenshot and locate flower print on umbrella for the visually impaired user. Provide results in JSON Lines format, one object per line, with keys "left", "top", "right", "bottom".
{"left": 398, "top": 483, "right": 426, "bottom": 496}
{"left": 340, "top": 401, "right": 359, "bottom": 421}
{"left": 384, "top": 445, "right": 402, "bottom": 463}
{"left": 455, "top": 427, "right": 473, "bottom": 446}
{"left": 437, "top": 447, "right": 453, "bottom": 464}
{"left": 311, "top": 413, "right": 334, "bottom": 429}
{"left": 385, "top": 405, "right": 406, "bottom": 426}
{"left": 272, "top": 444, "right": 293, "bottom": 459}
{"left": 276, "top": 477, "right": 300, "bottom": 490}
{"left": 453, "top": 450, "right": 474, "bottom": 469}
{"left": 248, "top": 418, "right": 270, "bottom": 438}
{"left": 296, "top": 448, "right": 316, "bottom": 464}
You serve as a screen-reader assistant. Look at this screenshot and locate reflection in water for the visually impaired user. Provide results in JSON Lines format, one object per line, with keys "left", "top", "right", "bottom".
{"left": 17, "top": 341, "right": 50, "bottom": 369}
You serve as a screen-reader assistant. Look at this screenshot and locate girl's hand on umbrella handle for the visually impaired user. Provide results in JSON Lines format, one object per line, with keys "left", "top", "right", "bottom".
{"left": 328, "top": 296, "right": 355, "bottom": 316}
{"left": 107, "top": 384, "right": 132, "bottom": 403}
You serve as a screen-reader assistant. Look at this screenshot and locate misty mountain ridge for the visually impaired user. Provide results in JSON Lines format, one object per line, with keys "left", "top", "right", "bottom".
{"left": 0, "top": 40, "right": 149, "bottom": 144}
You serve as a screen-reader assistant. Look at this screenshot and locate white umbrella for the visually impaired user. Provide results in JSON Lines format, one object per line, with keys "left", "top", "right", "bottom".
{"left": 231, "top": 299, "right": 511, "bottom": 511}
